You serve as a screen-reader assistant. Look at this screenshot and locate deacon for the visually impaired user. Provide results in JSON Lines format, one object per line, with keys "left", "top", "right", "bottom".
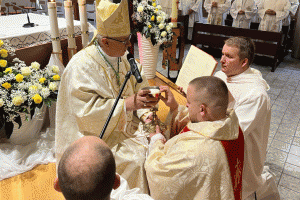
{"left": 215, "top": 37, "right": 280, "bottom": 199}
{"left": 230, "top": 0, "right": 256, "bottom": 29}
{"left": 258, "top": 0, "right": 291, "bottom": 32}
{"left": 282, "top": 0, "right": 299, "bottom": 26}
{"left": 55, "top": 0, "right": 157, "bottom": 193}
{"left": 145, "top": 76, "right": 244, "bottom": 200}
{"left": 204, "top": 0, "right": 231, "bottom": 25}
{"left": 54, "top": 136, "right": 153, "bottom": 200}
{"left": 178, "top": 0, "right": 203, "bottom": 40}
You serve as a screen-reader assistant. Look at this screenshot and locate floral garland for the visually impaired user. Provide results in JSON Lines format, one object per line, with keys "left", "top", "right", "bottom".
{"left": 0, "top": 39, "right": 60, "bottom": 139}
{"left": 132, "top": 0, "right": 173, "bottom": 47}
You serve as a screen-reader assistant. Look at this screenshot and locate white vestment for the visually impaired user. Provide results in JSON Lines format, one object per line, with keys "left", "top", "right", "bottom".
{"left": 258, "top": 0, "right": 291, "bottom": 32}
{"left": 55, "top": 44, "right": 151, "bottom": 193}
{"left": 251, "top": 0, "right": 262, "bottom": 23}
{"left": 215, "top": 68, "right": 279, "bottom": 200}
{"left": 145, "top": 107, "right": 243, "bottom": 200}
{"left": 230, "top": 0, "right": 256, "bottom": 29}
{"left": 111, "top": 175, "right": 153, "bottom": 200}
{"left": 179, "top": 0, "right": 203, "bottom": 40}
{"left": 282, "top": 0, "right": 299, "bottom": 26}
{"left": 204, "top": 0, "right": 231, "bottom": 25}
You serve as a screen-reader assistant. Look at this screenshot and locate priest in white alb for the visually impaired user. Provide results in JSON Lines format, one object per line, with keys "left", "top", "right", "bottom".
{"left": 215, "top": 37, "right": 280, "bottom": 199}
{"left": 178, "top": 0, "right": 203, "bottom": 40}
{"left": 230, "top": 0, "right": 256, "bottom": 29}
{"left": 282, "top": 0, "right": 299, "bottom": 26}
{"left": 204, "top": 0, "right": 231, "bottom": 25}
{"left": 55, "top": 0, "right": 157, "bottom": 193}
{"left": 145, "top": 77, "right": 244, "bottom": 200}
{"left": 258, "top": 0, "right": 291, "bottom": 32}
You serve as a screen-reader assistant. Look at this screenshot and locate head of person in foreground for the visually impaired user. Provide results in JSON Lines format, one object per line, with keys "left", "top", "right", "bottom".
{"left": 221, "top": 36, "right": 255, "bottom": 77}
{"left": 54, "top": 136, "right": 120, "bottom": 200}
{"left": 187, "top": 76, "right": 229, "bottom": 123}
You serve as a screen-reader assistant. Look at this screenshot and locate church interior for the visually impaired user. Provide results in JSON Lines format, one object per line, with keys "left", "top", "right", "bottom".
{"left": 0, "top": 0, "right": 300, "bottom": 199}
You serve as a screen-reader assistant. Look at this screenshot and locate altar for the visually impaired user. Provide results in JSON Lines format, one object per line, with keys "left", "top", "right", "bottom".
{"left": 0, "top": 13, "right": 94, "bottom": 49}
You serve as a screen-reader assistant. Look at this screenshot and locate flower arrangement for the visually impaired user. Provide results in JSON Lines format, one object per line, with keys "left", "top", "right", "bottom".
{"left": 0, "top": 39, "right": 60, "bottom": 139}
{"left": 132, "top": 0, "right": 173, "bottom": 47}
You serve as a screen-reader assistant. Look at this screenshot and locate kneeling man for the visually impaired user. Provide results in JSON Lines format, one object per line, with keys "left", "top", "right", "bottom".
{"left": 145, "top": 76, "right": 244, "bottom": 200}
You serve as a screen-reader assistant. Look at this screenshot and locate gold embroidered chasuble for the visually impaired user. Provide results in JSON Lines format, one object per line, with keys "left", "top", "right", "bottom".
{"left": 55, "top": 45, "right": 151, "bottom": 193}
{"left": 145, "top": 107, "right": 243, "bottom": 200}
{"left": 204, "top": 0, "right": 231, "bottom": 25}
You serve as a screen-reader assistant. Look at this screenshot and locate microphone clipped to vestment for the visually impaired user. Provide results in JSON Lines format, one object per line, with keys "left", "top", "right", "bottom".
{"left": 127, "top": 53, "right": 143, "bottom": 83}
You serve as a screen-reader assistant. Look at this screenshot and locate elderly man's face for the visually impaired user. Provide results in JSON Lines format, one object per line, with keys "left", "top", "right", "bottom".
{"left": 220, "top": 44, "right": 245, "bottom": 77}
{"left": 105, "top": 34, "right": 132, "bottom": 57}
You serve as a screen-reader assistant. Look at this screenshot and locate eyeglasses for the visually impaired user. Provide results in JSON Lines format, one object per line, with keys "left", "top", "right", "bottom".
{"left": 105, "top": 34, "right": 132, "bottom": 45}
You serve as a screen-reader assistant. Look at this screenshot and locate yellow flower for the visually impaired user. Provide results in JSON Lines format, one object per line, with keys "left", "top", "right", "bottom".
{"left": 53, "top": 75, "right": 60, "bottom": 81}
{"left": 1, "top": 53, "right": 8, "bottom": 58}
{"left": 148, "top": 24, "right": 152, "bottom": 29}
{"left": 32, "top": 94, "right": 43, "bottom": 104}
{"left": 4, "top": 68, "right": 12, "bottom": 74}
{"left": 0, "top": 60, "right": 7, "bottom": 68}
{"left": 39, "top": 77, "right": 46, "bottom": 84}
{"left": 15, "top": 74, "right": 24, "bottom": 82}
{"left": 0, "top": 49, "right": 8, "bottom": 54}
{"left": 151, "top": 15, "right": 155, "bottom": 21}
{"left": 12, "top": 96, "right": 24, "bottom": 106}
{"left": 152, "top": 0, "right": 156, "bottom": 2}
{"left": 0, "top": 40, "right": 3, "bottom": 47}
{"left": 154, "top": 8, "right": 158, "bottom": 13}
{"left": 2, "top": 82, "right": 11, "bottom": 90}
{"left": 152, "top": 2, "right": 156, "bottom": 7}
{"left": 29, "top": 85, "right": 38, "bottom": 93}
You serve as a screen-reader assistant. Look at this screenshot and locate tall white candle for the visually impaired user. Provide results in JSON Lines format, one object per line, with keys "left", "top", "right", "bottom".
{"left": 48, "top": 0, "right": 62, "bottom": 53}
{"left": 171, "top": 0, "right": 178, "bottom": 28}
{"left": 78, "top": 0, "right": 89, "bottom": 47}
{"left": 64, "top": 0, "right": 76, "bottom": 49}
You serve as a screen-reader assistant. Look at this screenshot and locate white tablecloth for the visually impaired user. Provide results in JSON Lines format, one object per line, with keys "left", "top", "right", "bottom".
{"left": 0, "top": 13, "right": 95, "bottom": 49}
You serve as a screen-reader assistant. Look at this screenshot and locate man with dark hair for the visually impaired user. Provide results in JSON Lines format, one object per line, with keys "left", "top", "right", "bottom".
{"left": 145, "top": 76, "right": 244, "bottom": 200}
{"left": 215, "top": 36, "right": 279, "bottom": 199}
{"left": 54, "top": 136, "right": 153, "bottom": 200}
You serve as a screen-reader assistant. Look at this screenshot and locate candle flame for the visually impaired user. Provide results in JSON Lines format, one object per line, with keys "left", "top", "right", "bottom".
{"left": 51, "top": 0, "right": 54, "bottom": 2}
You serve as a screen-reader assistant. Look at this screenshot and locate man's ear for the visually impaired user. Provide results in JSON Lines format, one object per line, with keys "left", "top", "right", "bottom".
{"left": 54, "top": 177, "right": 62, "bottom": 192}
{"left": 113, "top": 174, "right": 121, "bottom": 190}
{"left": 241, "top": 58, "right": 249, "bottom": 68}
{"left": 199, "top": 104, "right": 206, "bottom": 116}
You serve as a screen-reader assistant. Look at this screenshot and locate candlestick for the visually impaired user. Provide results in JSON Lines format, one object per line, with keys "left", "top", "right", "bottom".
{"left": 171, "top": 0, "right": 179, "bottom": 28}
{"left": 48, "top": 0, "right": 62, "bottom": 53}
{"left": 64, "top": 0, "right": 77, "bottom": 59}
{"left": 78, "top": 0, "right": 89, "bottom": 47}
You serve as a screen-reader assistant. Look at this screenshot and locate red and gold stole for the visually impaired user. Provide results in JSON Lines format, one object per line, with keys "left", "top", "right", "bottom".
{"left": 179, "top": 126, "right": 244, "bottom": 200}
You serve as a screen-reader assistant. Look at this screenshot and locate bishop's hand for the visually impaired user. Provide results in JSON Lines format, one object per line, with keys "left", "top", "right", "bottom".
{"left": 125, "top": 89, "right": 159, "bottom": 111}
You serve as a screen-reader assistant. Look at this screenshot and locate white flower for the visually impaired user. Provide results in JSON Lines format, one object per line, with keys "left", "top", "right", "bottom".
{"left": 158, "top": 23, "right": 164, "bottom": 29}
{"left": 12, "top": 96, "right": 24, "bottom": 106}
{"left": 52, "top": 65, "right": 60, "bottom": 74}
{"left": 31, "top": 61, "right": 40, "bottom": 70}
{"left": 157, "top": 16, "right": 163, "bottom": 23}
{"left": 21, "top": 67, "right": 32, "bottom": 76}
{"left": 137, "top": 6, "right": 144, "bottom": 12}
{"left": 166, "top": 25, "right": 171, "bottom": 32}
{"left": 41, "top": 87, "right": 50, "bottom": 98}
{"left": 29, "top": 85, "right": 38, "bottom": 94}
{"left": 0, "top": 99, "right": 4, "bottom": 107}
{"left": 49, "top": 82, "right": 58, "bottom": 91}
{"left": 161, "top": 31, "right": 167, "bottom": 37}
{"left": 157, "top": 5, "right": 162, "bottom": 10}
{"left": 168, "top": 22, "right": 173, "bottom": 28}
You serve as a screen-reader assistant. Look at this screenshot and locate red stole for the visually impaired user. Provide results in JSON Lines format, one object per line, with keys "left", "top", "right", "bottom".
{"left": 180, "top": 126, "right": 244, "bottom": 200}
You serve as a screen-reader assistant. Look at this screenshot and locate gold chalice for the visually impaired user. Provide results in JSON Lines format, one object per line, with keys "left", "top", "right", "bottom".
{"left": 142, "top": 86, "right": 167, "bottom": 133}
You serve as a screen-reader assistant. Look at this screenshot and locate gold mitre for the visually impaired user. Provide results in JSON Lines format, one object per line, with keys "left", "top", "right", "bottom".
{"left": 96, "top": 0, "right": 130, "bottom": 38}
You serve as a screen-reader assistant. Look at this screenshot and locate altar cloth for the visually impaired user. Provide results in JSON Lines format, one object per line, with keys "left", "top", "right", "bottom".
{"left": 0, "top": 13, "right": 95, "bottom": 49}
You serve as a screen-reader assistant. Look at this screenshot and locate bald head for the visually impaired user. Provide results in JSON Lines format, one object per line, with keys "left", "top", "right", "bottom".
{"left": 189, "top": 76, "right": 229, "bottom": 120}
{"left": 58, "top": 136, "right": 116, "bottom": 200}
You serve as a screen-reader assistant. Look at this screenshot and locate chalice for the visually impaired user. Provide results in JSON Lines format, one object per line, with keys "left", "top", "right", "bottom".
{"left": 142, "top": 86, "right": 167, "bottom": 133}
